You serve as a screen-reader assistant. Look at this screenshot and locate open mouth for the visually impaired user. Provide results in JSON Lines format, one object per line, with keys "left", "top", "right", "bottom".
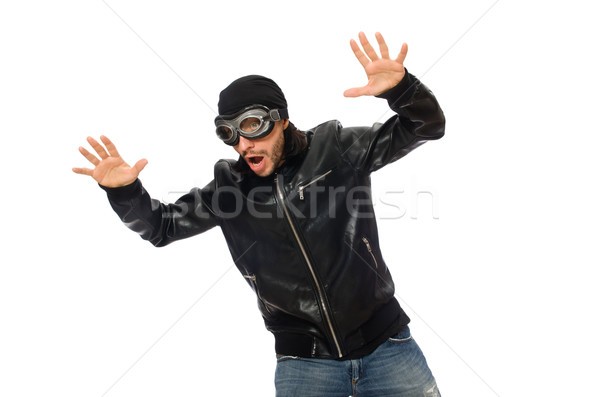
{"left": 248, "top": 156, "right": 264, "bottom": 168}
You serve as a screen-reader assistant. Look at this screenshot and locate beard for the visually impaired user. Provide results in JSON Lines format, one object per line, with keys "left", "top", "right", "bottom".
{"left": 268, "top": 131, "right": 285, "bottom": 171}
{"left": 242, "top": 128, "right": 285, "bottom": 177}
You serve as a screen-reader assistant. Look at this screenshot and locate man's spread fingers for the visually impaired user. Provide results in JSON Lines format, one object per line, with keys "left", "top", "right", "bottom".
{"left": 396, "top": 43, "right": 409, "bottom": 64}
{"left": 358, "top": 32, "right": 379, "bottom": 61}
{"left": 100, "top": 135, "right": 120, "bottom": 158}
{"left": 72, "top": 167, "right": 93, "bottom": 176}
{"left": 350, "top": 39, "right": 370, "bottom": 69}
{"left": 79, "top": 146, "right": 100, "bottom": 166}
{"left": 375, "top": 32, "right": 390, "bottom": 59}
{"left": 87, "top": 136, "right": 109, "bottom": 159}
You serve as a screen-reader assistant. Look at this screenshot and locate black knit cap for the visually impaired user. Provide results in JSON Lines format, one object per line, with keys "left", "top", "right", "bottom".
{"left": 217, "top": 75, "right": 288, "bottom": 117}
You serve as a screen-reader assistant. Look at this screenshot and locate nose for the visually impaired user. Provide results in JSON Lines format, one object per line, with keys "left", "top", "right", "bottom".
{"left": 236, "top": 136, "right": 254, "bottom": 152}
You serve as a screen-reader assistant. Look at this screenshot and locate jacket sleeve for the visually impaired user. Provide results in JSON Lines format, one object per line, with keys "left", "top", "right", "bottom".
{"left": 100, "top": 178, "right": 219, "bottom": 247}
{"left": 336, "top": 71, "right": 445, "bottom": 173}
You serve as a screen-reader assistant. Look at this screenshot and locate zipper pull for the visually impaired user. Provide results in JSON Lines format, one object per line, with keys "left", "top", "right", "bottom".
{"left": 362, "top": 237, "right": 372, "bottom": 252}
{"left": 299, "top": 187, "right": 305, "bottom": 200}
{"left": 362, "top": 237, "right": 378, "bottom": 269}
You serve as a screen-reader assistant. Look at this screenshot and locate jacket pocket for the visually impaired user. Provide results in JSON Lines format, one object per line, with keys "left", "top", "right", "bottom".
{"left": 297, "top": 169, "right": 334, "bottom": 200}
{"left": 361, "top": 236, "right": 379, "bottom": 271}
{"left": 243, "top": 274, "right": 273, "bottom": 314}
{"left": 361, "top": 236, "right": 394, "bottom": 300}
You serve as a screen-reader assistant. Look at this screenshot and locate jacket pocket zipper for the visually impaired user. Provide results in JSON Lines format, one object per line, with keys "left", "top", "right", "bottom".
{"left": 243, "top": 274, "right": 272, "bottom": 314}
{"left": 298, "top": 169, "right": 333, "bottom": 200}
{"left": 362, "top": 236, "right": 378, "bottom": 269}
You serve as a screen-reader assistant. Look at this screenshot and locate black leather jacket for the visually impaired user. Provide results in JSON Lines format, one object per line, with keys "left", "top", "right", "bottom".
{"left": 102, "top": 72, "right": 445, "bottom": 360}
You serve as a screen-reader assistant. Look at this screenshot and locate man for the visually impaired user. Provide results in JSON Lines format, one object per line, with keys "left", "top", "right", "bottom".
{"left": 73, "top": 32, "right": 445, "bottom": 396}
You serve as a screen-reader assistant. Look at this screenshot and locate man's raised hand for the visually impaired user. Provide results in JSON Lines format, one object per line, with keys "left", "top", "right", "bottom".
{"left": 343, "top": 32, "right": 408, "bottom": 98}
{"left": 72, "top": 136, "right": 148, "bottom": 188}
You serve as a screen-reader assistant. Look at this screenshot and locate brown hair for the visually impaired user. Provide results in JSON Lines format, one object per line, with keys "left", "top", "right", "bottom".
{"left": 283, "top": 121, "right": 308, "bottom": 158}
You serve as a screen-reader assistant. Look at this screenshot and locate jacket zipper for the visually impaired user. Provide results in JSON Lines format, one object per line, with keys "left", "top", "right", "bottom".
{"left": 298, "top": 169, "right": 333, "bottom": 200}
{"left": 362, "top": 237, "right": 378, "bottom": 269}
{"left": 275, "top": 173, "right": 343, "bottom": 358}
{"left": 243, "top": 274, "right": 272, "bottom": 314}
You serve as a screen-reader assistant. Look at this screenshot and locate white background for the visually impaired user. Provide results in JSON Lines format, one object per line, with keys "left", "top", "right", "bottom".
{"left": 1, "top": 1, "right": 598, "bottom": 396}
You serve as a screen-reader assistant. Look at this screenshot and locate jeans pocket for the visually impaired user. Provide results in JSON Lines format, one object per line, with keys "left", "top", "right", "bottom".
{"left": 387, "top": 326, "right": 413, "bottom": 344}
{"left": 276, "top": 354, "right": 299, "bottom": 363}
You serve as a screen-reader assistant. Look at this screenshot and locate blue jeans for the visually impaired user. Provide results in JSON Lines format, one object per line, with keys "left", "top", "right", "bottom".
{"left": 274, "top": 326, "right": 440, "bottom": 397}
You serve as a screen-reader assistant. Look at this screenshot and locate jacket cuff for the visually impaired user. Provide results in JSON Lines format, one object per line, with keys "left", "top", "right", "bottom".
{"left": 375, "top": 69, "right": 417, "bottom": 107}
{"left": 99, "top": 179, "right": 142, "bottom": 201}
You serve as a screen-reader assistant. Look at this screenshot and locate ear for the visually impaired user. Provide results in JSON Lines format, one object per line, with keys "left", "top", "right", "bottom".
{"left": 282, "top": 119, "right": 290, "bottom": 130}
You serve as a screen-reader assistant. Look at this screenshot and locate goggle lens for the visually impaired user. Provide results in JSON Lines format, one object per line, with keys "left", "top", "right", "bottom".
{"left": 215, "top": 105, "right": 286, "bottom": 145}
{"left": 216, "top": 125, "right": 234, "bottom": 142}
{"left": 239, "top": 117, "right": 263, "bottom": 133}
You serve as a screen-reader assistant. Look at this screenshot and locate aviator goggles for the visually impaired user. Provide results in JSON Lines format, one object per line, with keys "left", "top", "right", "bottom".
{"left": 215, "top": 105, "right": 288, "bottom": 146}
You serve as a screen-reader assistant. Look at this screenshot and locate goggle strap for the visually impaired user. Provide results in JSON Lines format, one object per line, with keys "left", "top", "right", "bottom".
{"left": 276, "top": 108, "right": 289, "bottom": 120}
{"left": 215, "top": 107, "right": 288, "bottom": 123}
{"left": 267, "top": 108, "right": 288, "bottom": 122}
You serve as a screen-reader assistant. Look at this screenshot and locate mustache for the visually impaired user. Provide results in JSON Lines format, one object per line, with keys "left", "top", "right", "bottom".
{"left": 242, "top": 150, "right": 268, "bottom": 157}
